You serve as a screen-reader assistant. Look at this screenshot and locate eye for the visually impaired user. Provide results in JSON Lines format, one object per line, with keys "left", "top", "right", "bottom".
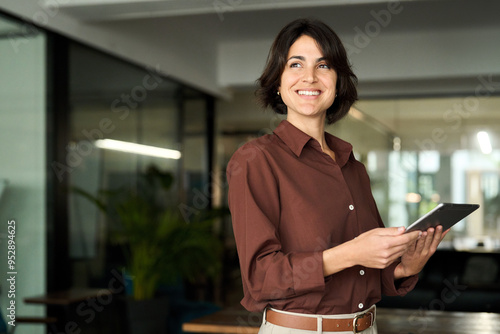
{"left": 290, "top": 62, "right": 302, "bottom": 68}
{"left": 318, "top": 63, "right": 330, "bottom": 69}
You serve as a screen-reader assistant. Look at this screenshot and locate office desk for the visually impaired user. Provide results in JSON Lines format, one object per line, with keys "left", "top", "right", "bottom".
{"left": 24, "top": 288, "right": 114, "bottom": 334}
{"left": 24, "top": 288, "right": 112, "bottom": 306}
{"left": 183, "top": 307, "right": 500, "bottom": 334}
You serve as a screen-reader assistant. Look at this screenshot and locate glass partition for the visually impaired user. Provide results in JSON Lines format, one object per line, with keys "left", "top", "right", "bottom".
{"left": 67, "top": 41, "right": 213, "bottom": 288}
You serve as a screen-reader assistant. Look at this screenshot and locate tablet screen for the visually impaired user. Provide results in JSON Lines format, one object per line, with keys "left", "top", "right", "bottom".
{"left": 405, "top": 203, "right": 479, "bottom": 233}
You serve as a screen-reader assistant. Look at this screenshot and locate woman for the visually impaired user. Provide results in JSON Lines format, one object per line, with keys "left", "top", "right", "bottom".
{"left": 226, "top": 18, "right": 447, "bottom": 333}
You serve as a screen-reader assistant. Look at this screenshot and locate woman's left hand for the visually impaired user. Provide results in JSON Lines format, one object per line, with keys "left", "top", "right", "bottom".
{"left": 394, "top": 225, "right": 450, "bottom": 279}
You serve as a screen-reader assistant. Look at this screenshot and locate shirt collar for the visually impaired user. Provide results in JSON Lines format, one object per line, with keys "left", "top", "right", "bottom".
{"left": 273, "top": 120, "right": 354, "bottom": 167}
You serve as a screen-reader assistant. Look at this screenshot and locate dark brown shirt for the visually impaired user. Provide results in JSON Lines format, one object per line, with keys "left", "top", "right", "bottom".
{"left": 227, "top": 120, "right": 417, "bottom": 315}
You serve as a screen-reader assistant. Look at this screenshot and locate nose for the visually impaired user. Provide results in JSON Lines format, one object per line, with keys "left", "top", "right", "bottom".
{"left": 302, "top": 66, "right": 317, "bottom": 83}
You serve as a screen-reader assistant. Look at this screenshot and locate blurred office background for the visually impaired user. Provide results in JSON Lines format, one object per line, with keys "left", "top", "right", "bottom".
{"left": 0, "top": 0, "right": 500, "bottom": 333}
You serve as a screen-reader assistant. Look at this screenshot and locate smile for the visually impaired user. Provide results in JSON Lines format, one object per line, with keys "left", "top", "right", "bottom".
{"left": 297, "top": 90, "right": 321, "bottom": 96}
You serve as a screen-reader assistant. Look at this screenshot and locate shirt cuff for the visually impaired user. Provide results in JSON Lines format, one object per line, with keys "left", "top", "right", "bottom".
{"left": 382, "top": 261, "right": 419, "bottom": 296}
{"left": 289, "top": 251, "right": 325, "bottom": 305}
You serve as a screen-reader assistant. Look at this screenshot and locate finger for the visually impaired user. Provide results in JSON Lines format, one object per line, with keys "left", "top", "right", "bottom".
{"left": 404, "top": 231, "right": 423, "bottom": 253}
{"left": 429, "top": 225, "right": 446, "bottom": 250}
{"left": 422, "top": 227, "right": 436, "bottom": 251}
{"left": 391, "top": 230, "right": 420, "bottom": 247}
{"left": 433, "top": 225, "right": 444, "bottom": 239}
{"left": 406, "top": 230, "right": 422, "bottom": 242}
{"left": 378, "top": 226, "right": 406, "bottom": 236}
{"left": 413, "top": 231, "right": 428, "bottom": 253}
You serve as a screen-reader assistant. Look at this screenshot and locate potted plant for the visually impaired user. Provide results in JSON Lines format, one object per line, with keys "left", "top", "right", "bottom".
{"left": 74, "top": 165, "right": 222, "bottom": 332}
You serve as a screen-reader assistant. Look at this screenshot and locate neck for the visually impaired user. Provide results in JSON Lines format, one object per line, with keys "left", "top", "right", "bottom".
{"left": 287, "top": 115, "right": 329, "bottom": 151}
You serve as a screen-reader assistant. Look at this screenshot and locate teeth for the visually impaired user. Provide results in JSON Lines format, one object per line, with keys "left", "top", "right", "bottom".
{"left": 298, "top": 90, "right": 320, "bottom": 96}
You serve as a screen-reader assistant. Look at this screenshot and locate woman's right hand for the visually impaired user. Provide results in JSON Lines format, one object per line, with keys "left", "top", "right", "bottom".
{"left": 323, "top": 227, "right": 421, "bottom": 276}
{"left": 349, "top": 227, "right": 421, "bottom": 269}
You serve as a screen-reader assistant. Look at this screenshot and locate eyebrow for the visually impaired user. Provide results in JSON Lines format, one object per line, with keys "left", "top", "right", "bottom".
{"left": 287, "top": 56, "right": 327, "bottom": 62}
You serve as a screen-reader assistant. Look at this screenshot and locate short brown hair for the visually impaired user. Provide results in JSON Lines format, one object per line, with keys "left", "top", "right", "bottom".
{"left": 256, "top": 18, "right": 357, "bottom": 125}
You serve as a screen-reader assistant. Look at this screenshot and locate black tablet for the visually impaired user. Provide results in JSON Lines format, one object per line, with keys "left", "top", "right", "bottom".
{"left": 404, "top": 203, "right": 479, "bottom": 233}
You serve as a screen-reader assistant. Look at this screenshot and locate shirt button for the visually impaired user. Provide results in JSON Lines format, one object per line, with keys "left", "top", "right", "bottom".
{"left": 359, "top": 270, "right": 365, "bottom": 276}
{"left": 358, "top": 303, "right": 364, "bottom": 309}
{"left": 349, "top": 204, "right": 354, "bottom": 210}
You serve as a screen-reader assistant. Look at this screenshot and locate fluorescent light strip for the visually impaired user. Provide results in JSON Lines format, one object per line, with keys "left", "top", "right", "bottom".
{"left": 95, "top": 139, "right": 181, "bottom": 160}
{"left": 477, "top": 131, "right": 492, "bottom": 154}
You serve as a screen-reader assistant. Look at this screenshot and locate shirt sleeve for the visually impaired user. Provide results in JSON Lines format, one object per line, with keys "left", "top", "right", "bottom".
{"left": 227, "top": 143, "right": 325, "bottom": 310}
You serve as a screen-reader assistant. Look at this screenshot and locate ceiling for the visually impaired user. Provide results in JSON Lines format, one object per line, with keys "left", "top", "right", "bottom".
{"left": 47, "top": 0, "right": 500, "bottom": 41}
{"left": 4, "top": 0, "right": 500, "bottom": 94}
{"left": 24, "top": 0, "right": 498, "bottom": 97}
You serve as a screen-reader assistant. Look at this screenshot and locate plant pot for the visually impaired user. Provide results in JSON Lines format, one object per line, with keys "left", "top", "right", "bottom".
{"left": 124, "top": 297, "right": 169, "bottom": 334}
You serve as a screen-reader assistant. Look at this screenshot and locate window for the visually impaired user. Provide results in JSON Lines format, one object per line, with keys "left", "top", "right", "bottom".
{"left": 351, "top": 97, "right": 500, "bottom": 251}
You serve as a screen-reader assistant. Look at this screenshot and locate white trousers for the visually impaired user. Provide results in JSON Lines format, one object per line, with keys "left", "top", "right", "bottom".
{"left": 258, "top": 305, "right": 377, "bottom": 334}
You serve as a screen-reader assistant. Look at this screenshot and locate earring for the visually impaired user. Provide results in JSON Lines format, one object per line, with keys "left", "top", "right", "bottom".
{"left": 277, "top": 91, "right": 280, "bottom": 96}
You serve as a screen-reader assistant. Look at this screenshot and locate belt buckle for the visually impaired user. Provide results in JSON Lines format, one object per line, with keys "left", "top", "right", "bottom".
{"left": 352, "top": 311, "right": 373, "bottom": 333}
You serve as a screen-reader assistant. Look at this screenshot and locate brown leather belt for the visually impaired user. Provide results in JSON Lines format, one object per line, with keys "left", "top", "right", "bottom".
{"left": 266, "top": 308, "right": 374, "bottom": 333}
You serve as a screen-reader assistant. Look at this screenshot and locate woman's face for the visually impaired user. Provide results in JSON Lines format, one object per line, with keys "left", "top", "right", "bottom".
{"left": 279, "top": 35, "right": 337, "bottom": 123}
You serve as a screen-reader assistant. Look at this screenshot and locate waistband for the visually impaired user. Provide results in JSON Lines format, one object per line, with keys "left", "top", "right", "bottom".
{"left": 264, "top": 305, "right": 376, "bottom": 333}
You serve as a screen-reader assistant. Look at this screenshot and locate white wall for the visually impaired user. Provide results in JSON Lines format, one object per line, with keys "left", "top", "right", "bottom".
{"left": 0, "top": 34, "right": 46, "bottom": 334}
